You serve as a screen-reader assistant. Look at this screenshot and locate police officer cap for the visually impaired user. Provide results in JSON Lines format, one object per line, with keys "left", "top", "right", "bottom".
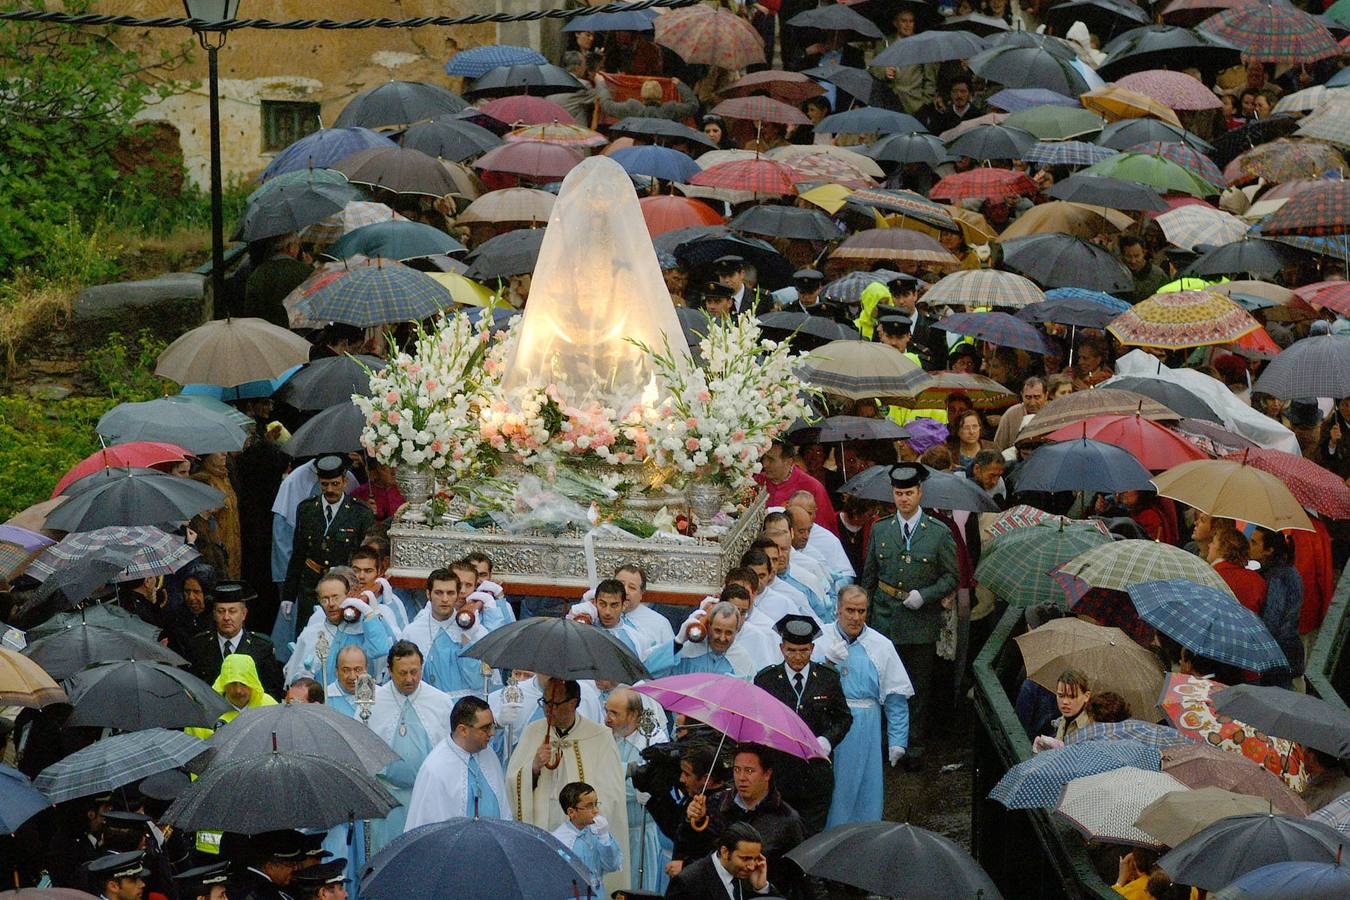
{"left": 792, "top": 268, "right": 824, "bottom": 286}
{"left": 212, "top": 580, "right": 256, "bottom": 606}
{"left": 315, "top": 455, "right": 348, "bottom": 478}
{"left": 86, "top": 851, "right": 149, "bottom": 882}
{"left": 773, "top": 613, "right": 822, "bottom": 644}
{"left": 889, "top": 463, "right": 928, "bottom": 489}
{"left": 174, "top": 861, "right": 230, "bottom": 896}
{"left": 290, "top": 859, "right": 349, "bottom": 889}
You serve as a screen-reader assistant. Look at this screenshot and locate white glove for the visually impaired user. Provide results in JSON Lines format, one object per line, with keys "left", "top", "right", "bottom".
{"left": 592, "top": 814, "right": 610, "bottom": 837}
{"left": 467, "top": 590, "right": 497, "bottom": 610}
{"left": 824, "top": 639, "right": 849, "bottom": 665}
{"left": 816, "top": 736, "right": 832, "bottom": 756}
{"left": 903, "top": 590, "right": 924, "bottom": 611}
{"left": 479, "top": 579, "right": 505, "bottom": 599}
{"left": 889, "top": 746, "right": 906, "bottom": 767}
{"left": 341, "top": 596, "right": 374, "bottom": 616}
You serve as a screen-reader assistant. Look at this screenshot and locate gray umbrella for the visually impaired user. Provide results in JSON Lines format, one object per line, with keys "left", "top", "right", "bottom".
{"left": 1102, "top": 376, "right": 1223, "bottom": 423}
{"left": 872, "top": 30, "right": 987, "bottom": 68}
{"left": 276, "top": 355, "right": 385, "bottom": 411}
{"left": 45, "top": 469, "right": 225, "bottom": 533}
{"left": 1158, "top": 813, "right": 1343, "bottom": 892}
{"left": 65, "top": 660, "right": 230, "bottom": 730}
{"left": 35, "top": 728, "right": 209, "bottom": 803}
{"left": 282, "top": 401, "right": 365, "bottom": 458}
{"left": 235, "top": 182, "right": 355, "bottom": 243}
{"left": 1211, "top": 685, "right": 1350, "bottom": 757}
{"left": 866, "top": 132, "right": 952, "bottom": 168}
{"left": 198, "top": 700, "right": 399, "bottom": 775}
{"left": 1048, "top": 173, "right": 1168, "bottom": 212}
{"left": 1000, "top": 234, "right": 1134, "bottom": 293}
{"left": 96, "top": 395, "right": 249, "bottom": 453}
{"left": 463, "top": 228, "right": 546, "bottom": 280}
{"left": 22, "top": 622, "right": 188, "bottom": 680}
{"left": 839, "top": 465, "right": 1000, "bottom": 512}
{"left": 969, "top": 45, "right": 1090, "bottom": 95}
{"left": 398, "top": 116, "right": 503, "bottom": 163}
{"left": 165, "top": 750, "right": 396, "bottom": 834}
{"left": 1253, "top": 335, "right": 1350, "bottom": 400}
{"left": 463, "top": 617, "right": 650, "bottom": 683}
{"left": 945, "top": 123, "right": 1038, "bottom": 161}
{"left": 333, "top": 80, "right": 469, "bottom": 130}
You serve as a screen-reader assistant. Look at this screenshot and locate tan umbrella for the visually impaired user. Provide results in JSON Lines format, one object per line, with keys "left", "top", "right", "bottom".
{"left": 796, "top": 341, "right": 934, "bottom": 400}
{"left": 5, "top": 497, "right": 66, "bottom": 532}
{"left": 0, "top": 646, "right": 67, "bottom": 708}
{"left": 997, "top": 201, "right": 1134, "bottom": 242}
{"left": 1135, "top": 787, "right": 1273, "bottom": 848}
{"left": 1151, "top": 458, "right": 1314, "bottom": 533}
{"left": 1082, "top": 85, "right": 1183, "bottom": 126}
{"left": 457, "top": 188, "right": 556, "bottom": 225}
{"left": 1017, "top": 388, "right": 1181, "bottom": 443}
{"left": 155, "top": 318, "right": 312, "bottom": 388}
{"left": 1160, "top": 743, "right": 1308, "bottom": 816}
{"left": 1014, "top": 617, "right": 1165, "bottom": 724}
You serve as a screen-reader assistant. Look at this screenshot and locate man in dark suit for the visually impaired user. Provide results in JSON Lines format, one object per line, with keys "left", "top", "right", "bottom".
{"left": 665, "top": 822, "right": 776, "bottom": 900}
{"left": 753, "top": 615, "right": 852, "bottom": 836}
{"left": 282, "top": 455, "right": 374, "bottom": 627}
{"left": 188, "top": 581, "right": 284, "bottom": 698}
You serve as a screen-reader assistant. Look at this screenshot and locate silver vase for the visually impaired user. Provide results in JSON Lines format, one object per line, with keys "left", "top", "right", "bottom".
{"left": 395, "top": 466, "right": 434, "bottom": 508}
{"left": 686, "top": 481, "right": 725, "bottom": 523}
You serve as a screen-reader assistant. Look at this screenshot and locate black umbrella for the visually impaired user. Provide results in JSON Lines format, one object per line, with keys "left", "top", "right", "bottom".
{"left": 334, "top": 81, "right": 469, "bottom": 130}
{"left": 22, "top": 622, "right": 187, "bottom": 680}
{"left": 786, "top": 821, "right": 1003, "bottom": 900}
{"left": 1158, "top": 813, "right": 1342, "bottom": 892}
{"left": 607, "top": 117, "right": 717, "bottom": 149}
{"left": 839, "top": 464, "right": 1000, "bottom": 512}
{"left": 1016, "top": 297, "right": 1117, "bottom": 330}
{"left": 872, "top": 30, "right": 987, "bottom": 68}
{"left": 1096, "top": 118, "right": 1215, "bottom": 153}
{"left": 969, "top": 45, "right": 1090, "bottom": 95}
{"left": 1047, "top": 173, "right": 1168, "bottom": 212}
{"left": 462, "top": 617, "right": 650, "bottom": 683}
{"left": 1012, "top": 437, "right": 1156, "bottom": 493}
{"left": 198, "top": 701, "right": 398, "bottom": 775}
{"left": 1041, "top": 0, "right": 1150, "bottom": 39}
{"left": 788, "top": 415, "right": 910, "bottom": 444}
{"left": 1097, "top": 25, "right": 1241, "bottom": 80}
{"left": 234, "top": 181, "right": 354, "bottom": 243}
{"left": 1211, "top": 685, "right": 1350, "bottom": 757}
{"left": 815, "top": 107, "right": 928, "bottom": 136}
{"left": 1000, "top": 234, "right": 1134, "bottom": 292}
{"left": 282, "top": 402, "right": 365, "bottom": 458}
{"left": 35, "top": 728, "right": 210, "bottom": 804}
{"left": 45, "top": 468, "right": 225, "bottom": 533}
{"left": 463, "top": 228, "right": 546, "bottom": 279}
{"left": 758, "top": 311, "right": 861, "bottom": 347}
{"left": 1253, "top": 335, "right": 1350, "bottom": 400}
{"left": 787, "top": 3, "right": 883, "bottom": 39}
{"left": 865, "top": 132, "right": 952, "bottom": 168}
{"left": 398, "top": 116, "right": 503, "bottom": 163}
{"left": 276, "top": 355, "right": 385, "bottom": 411}
{"left": 65, "top": 660, "right": 231, "bottom": 730}
{"left": 945, "top": 123, "right": 1037, "bottom": 161}
{"left": 800, "top": 64, "right": 902, "bottom": 110}
{"left": 165, "top": 750, "right": 396, "bottom": 834}
{"left": 728, "top": 205, "right": 844, "bottom": 241}
{"left": 1184, "top": 238, "right": 1294, "bottom": 278}
{"left": 464, "top": 64, "right": 584, "bottom": 99}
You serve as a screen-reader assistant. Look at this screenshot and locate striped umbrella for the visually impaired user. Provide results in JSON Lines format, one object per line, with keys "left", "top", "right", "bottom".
{"left": 689, "top": 159, "right": 798, "bottom": 195}
{"left": 1127, "top": 579, "right": 1289, "bottom": 672}
{"left": 1108, "top": 290, "right": 1260, "bottom": 349}
{"left": 1224, "top": 138, "right": 1347, "bottom": 186}
{"left": 1116, "top": 70, "right": 1224, "bottom": 110}
{"left": 976, "top": 521, "right": 1112, "bottom": 606}
{"left": 28, "top": 527, "right": 198, "bottom": 583}
{"left": 922, "top": 269, "right": 1045, "bottom": 310}
{"left": 1066, "top": 719, "right": 1196, "bottom": 750}
{"left": 795, "top": 341, "right": 933, "bottom": 400}
{"left": 1127, "top": 141, "right": 1227, "bottom": 187}
{"left": 1054, "top": 539, "right": 1235, "bottom": 597}
{"left": 929, "top": 167, "right": 1039, "bottom": 202}
{"left": 653, "top": 3, "right": 765, "bottom": 69}
{"left": 1223, "top": 448, "right": 1350, "bottom": 519}
{"left": 1199, "top": 0, "right": 1340, "bottom": 64}
{"left": 990, "top": 739, "right": 1162, "bottom": 809}
{"left": 710, "top": 95, "right": 811, "bottom": 126}
{"left": 1022, "top": 140, "right": 1114, "bottom": 167}
{"left": 831, "top": 229, "right": 959, "bottom": 265}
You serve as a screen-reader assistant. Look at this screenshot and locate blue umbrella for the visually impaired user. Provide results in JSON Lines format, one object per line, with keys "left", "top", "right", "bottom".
{"left": 609, "top": 145, "right": 701, "bottom": 182}
{"left": 1215, "top": 860, "right": 1350, "bottom": 900}
{"left": 361, "top": 817, "right": 595, "bottom": 900}
{"left": 815, "top": 107, "right": 927, "bottom": 135}
{"left": 987, "top": 88, "right": 1081, "bottom": 111}
{"left": 1012, "top": 437, "right": 1156, "bottom": 494}
{"left": 327, "top": 220, "right": 466, "bottom": 261}
{"left": 1044, "top": 286, "right": 1132, "bottom": 314}
{"left": 0, "top": 764, "right": 49, "bottom": 833}
{"left": 180, "top": 364, "right": 302, "bottom": 402}
{"left": 990, "top": 739, "right": 1162, "bottom": 809}
{"left": 562, "top": 9, "right": 657, "bottom": 32}
{"left": 444, "top": 45, "right": 546, "bottom": 79}
{"left": 1128, "top": 580, "right": 1289, "bottom": 673}
{"left": 259, "top": 128, "right": 396, "bottom": 182}
{"left": 296, "top": 265, "right": 453, "bottom": 328}
{"left": 1064, "top": 719, "right": 1196, "bottom": 750}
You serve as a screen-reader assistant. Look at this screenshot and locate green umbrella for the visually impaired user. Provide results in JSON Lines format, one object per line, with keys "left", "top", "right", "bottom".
{"left": 1080, "top": 152, "right": 1221, "bottom": 197}
{"left": 975, "top": 521, "right": 1113, "bottom": 606}
{"left": 1056, "top": 539, "right": 1235, "bottom": 596}
{"left": 1004, "top": 106, "right": 1104, "bottom": 141}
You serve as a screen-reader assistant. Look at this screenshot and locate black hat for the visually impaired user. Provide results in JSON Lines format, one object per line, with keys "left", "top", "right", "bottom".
{"left": 252, "top": 829, "right": 307, "bottom": 861}
{"left": 290, "top": 859, "right": 348, "bottom": 890}
{"left": 174, "top": 862, "right": 230, "bottom": 897}
{"left": 86, "top": 851, "right": 149, "bottom": 883}
{"left": 792, "top": 268, "right": 824, "bottom": 286}
{"left": 889, "top": 463, "right": 928, "bottom": 489}
{"left": 773, "top": 613, "right": 822, "bottom": 644}
{"left": 315, "top": 455, "right": 348, "bottom": 478}
{"left": 212, "top": 580, "right": 256, "bottom": 606}
{"left": 138, "top": 769, "right": 191, "bottom": 802}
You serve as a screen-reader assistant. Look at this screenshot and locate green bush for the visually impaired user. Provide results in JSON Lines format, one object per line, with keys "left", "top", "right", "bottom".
{"left": 0, "top": 395, "right": 118, "bottom": 522}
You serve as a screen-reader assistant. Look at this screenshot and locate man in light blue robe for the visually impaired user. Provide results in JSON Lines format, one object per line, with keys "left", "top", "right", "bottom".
{"left": 813, "top": 585, "right": 913, "bottom": 826}
{"left": 402, "top": 568, "right": 496, "bottom": 698}
{"left": 604, "top": 687, "right": 672, "bottom": 894}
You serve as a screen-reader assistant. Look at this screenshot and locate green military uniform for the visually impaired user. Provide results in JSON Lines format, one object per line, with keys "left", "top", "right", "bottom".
{"left": 281, "top": 493, "right": 374, "bottom": 626}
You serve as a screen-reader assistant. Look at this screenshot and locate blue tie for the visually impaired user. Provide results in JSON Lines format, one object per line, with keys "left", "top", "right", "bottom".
{"left": 467, "top": 754, "right": 499, "bottom": 819}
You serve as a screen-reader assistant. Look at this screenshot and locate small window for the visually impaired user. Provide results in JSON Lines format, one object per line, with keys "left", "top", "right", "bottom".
{"left": 261, "top": 100, "right": 321, "bottom": 153}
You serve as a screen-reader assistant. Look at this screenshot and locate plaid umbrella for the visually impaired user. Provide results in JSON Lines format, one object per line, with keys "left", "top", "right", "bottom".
{"left": 1108, "top": 290, "right": 1259, "bottom": 349}
{"left": 976, "top": 521, "right": 1112, "bottom": 606}
{"left": 1161, "top": 742, "right": 1308, "bottom": 816}
{"left": 935, "top": 311, "right": 1054, "bottom": 353}
{"left": 444, "top": 44, "right": 546, "bottom": 78}
{"left": 1199, "top": 0, "right": 1340, "bottom": 64}
{"left": 988, "top": 504, "right": 1113, "bottom": 538}
{"left": 477, "top": 95, "right": 572, "bottom": 127}
{"left": 1022, "top": 140, "right": 1114, "bottom": 167}
{"left": 653, "top": 4, "right": 765, "bottom": 69}
{"left": 1117, "top": 70, "right": 1224, "bottom": 110}
{"left": 923, "top": 269, "right": 1045, "bottom": 310}
{"left": 1044, "top": 286, "right": 1132, "bottom": 314}
{"left": 1127, "top": 141, "right": 1227, "bottom": 187}
{"left": 1225, "top": 138, "right": 1347, "bottom": 186}
{"left": 1152, "top": 458, "right": 1314, "bottom": 533}
{"left": 989, "top": 739, "right": 1162, "bottom": 809}
{"left": 1222, "top": 448, "right": 1350, "bottom": 519}
{"left": 929, "top": 168, "right": 1039, "bottom": 202}
{"left": 1055, "top": 539, "right": 1235, "bottom": 597}
{"left": 1128, "top": 579, "right": 1288, "bottom": 672}
{"left": 1252, "top": 334, "right": 1350, "bottom": 399}
{"left": 1082, "top": 152, "right": 1221, "bottom": 197}
{"left": 505, "top": 122, "right": 606, "bottom": 148}
{"left": 28, "top": 527, "right": 198, "bottom": 583}
{"left": 710, "top": 95, "right": 811, "bottom": 126}
{"left": 689, "top": 159, "right": 798, "bottom": 195}
{"left": 1055, "top": 767, "right": 1187, "bottom": 846}
{"left": 832, "top": 228, "right": 959, "bottom": 265}
{"left": 1066, "top": 719, "right": 1197, "bottom": 750}
{"left": 35, "top": 728, "right": 208, "bottom": 803}
{"left": 296, "top": 265, "right": 453, "bottom": 328}
{"left": 796, "top": 341, "right": 933, "bottom": 399}
{"left": 821, "top": 269, "right": 900, "bottom": 304}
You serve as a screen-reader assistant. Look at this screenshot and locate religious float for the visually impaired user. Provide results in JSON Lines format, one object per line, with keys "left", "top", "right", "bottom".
{"left": 372, "top": 157, "right": 812, "bottom": 598}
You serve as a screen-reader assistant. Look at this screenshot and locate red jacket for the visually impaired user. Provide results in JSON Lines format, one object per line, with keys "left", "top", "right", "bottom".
{"left": 1214, "top": 560, "right": 1267, "bottom": 616}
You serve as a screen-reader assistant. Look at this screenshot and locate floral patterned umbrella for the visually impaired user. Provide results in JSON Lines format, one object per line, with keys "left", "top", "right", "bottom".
{"left": 1107, "top": 290, "right": 1260, "bottom": 349}
{"left": 1117, "top": 70, "right": 1224, "bottom": 110}
{"left": 1159, "top": 673, "right": 1307, "bottom": 791}
{"left": 653, "top": 3, "right": 765, "bottom": 69}
{"left": 1224, "top": 138, "right": 1347, "bottom": 186}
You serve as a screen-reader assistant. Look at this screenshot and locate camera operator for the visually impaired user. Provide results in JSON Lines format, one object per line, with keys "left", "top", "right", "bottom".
{"left": 636, "top": 739, "right": 731, "bottom": 879}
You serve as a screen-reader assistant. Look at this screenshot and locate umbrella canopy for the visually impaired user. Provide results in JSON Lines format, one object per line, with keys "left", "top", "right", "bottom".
{"left": 728, "top": 205, "right": 843, "bottom": 242}
{"left": 634, "top": 673, "right": 826, "bottom": 760}
{"left": 1252, "top": 335, "right": 1350, "bottom": 399}
{"left": 1212, "top": 685, "right": 1350, "bottom": 757}
{"left": 1151, "top": 458, "right": 1313, "bottom": 532}
{"left": 462, "top": 617, "right": 649, "bottom": 684}
{"left": 28, "top": 526, "right": 198, "bottom": 583}
{"left": 0, "top": 764, "right": 50, "bottom": 834}
{"left": 1018, "top": 388, "right": 1181, "bottom": 442}
{"left": 22, "top": 622, "right": 187, "bottom": 681}
{"left": 1222, "top": 448, "right": 1350, "bottom": 519}
{"left": 1015, "top": 617, "right": 1165, "bottom": 721}
{"left": 154, "top": 318, "right": 310, "bottom": 388}
{"left": 1159, "top": 813, "right": 1342, "bottom": 892}
{"left": 1108, "top": 290, "right": 1260, "bottom": 350}
{"left": 1082, "top": 151, "right": 1221, "bottom": 196}
{"left": 796, "top": 341, "right": 932, "bottom": 400}
{"left": 444, "top": 45, "right": 546, "bottom": 78}
{"left": 260, "top": 127, "right": 395, "bottom": 181}
{"left": 1065, "top": 719, "right": 1196, "bottom": 750}
{"left": 334, "top": 81, "right": 467, "bottom": 129}
{"left": 360, "top": 817, "right": 596, "bottom": 900}
{"left": 653, "top": 3, "right": 765, "bottom": 69}
{"left": 1003, "top": 106, "right": 1105, "bottom": 141}
{"left": 0, "top": 646, "right": 66, "bottom": 709}
{"left": 95, "top": 396, "right": 249, "bottom": 454}
{"left": 1056, "top": 767, "right": 1188, "bottom": 846}
{"left": 399, "top": 116, "right": 502, "bottom": 162}
{"left": 935, "top": 311, "right": 1054, "bottom": 354}
{"left": 65, "top": 660, "right": 230, "bottom": 730}
{"left": 275, "top": 355, "right": 384, "bottom": 411}
{"left": 44, "top": 468, "right": 224, "bottom": 533}
{"left": 1048, "top": 173, "right": 1168, "bottom": 212}
{"left": 463, "top": 63, "right": 583, "bottom": 99}
{"left": 35, "top": 728, "right": 208, "bottom": 804}
{"left": 282, "top": 401, "right": 365, "bottom": 458}
{"left": 296, "top": 264, "right": 453, "bottom": 328}
{"left": 1162, "top": 742, "right": 1308, "bottom": 816}
{"left": 889, "top": 371, "right": 1016, "bottom": 411}
{"left": 1128, "top": 579, "right": 1288, "bottom": 672}
{"left": 929, "top": 167, "right": 1039, "bottom": 203}
{"left": 990, "top": 739, "right": 1162, "bottom": 809}
{"left": 975, "top": 521, "right": 1113, "bottom": 606}
{"left": 203, "top": 701, "right": 398, "bottom": 774}
{"left": 923, "top": 269, "right": 1045, "bottom": 310}
{"left": 1199, "top": 0, "right": 1340, "bottom": 64}
{"left": 999, "top": 234, "right": 1134, "bottom": 292}
{"left": 1136, "top": 787, "right": 1275, "bottom": 848}
{"left": 785, "top": 821, "right": 1002, "bottom": 900}
{"left": 164, "top": 750, "right": 396, "bottom": 833}
{"left": 1215, "top": 860, "right": 1350, "bottom": 900}
{"left": 968, "top": 45, "right": 1090, "bottom": 95}
{"left": 1043, "top": 414, "right": 1209, "bottom": 470}
{"left": 1055, "top": 539, "right": 1235, "bottom": 597}
{"left": 638, "top": 195, "right": 723, "bottom": 237}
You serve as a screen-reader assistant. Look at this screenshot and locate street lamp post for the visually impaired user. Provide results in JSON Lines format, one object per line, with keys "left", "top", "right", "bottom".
{"left": 183, "top": 0, "right": 240, "bottom": 316}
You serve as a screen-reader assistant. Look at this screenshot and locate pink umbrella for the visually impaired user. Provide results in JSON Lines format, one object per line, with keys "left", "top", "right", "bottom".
{"left": 633, "top": 673, "right": 826, "bottom": 761}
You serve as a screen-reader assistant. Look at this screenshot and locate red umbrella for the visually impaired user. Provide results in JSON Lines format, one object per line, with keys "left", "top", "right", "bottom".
{"left": 477, "top": 95, "right": 573, "bottom": 126}
{"left": 929, "top": 168, "right": 1039, "bottom": 203}
{"left": 688, "top": 159, "right": 799, "bottom": 195}
{"left": 472, "top": 140, "right": 584, "bottom": 181}
{"left": 1116, "top": 71, "right": 1224, "bottom": 111}
{"left": 639, "top": 195, "right": 724, "bottom": 237}
{"left": 720, "top": 70, "right": 826, "bottom": 104}
{"left": 1294, "top": 280, "right": 1350, "bottom": 316}
{"left": 1044, "top": 414, "right": 1210, "bottom": 471}
{"left": 709, "top": 95, "right": 812, "bottom": 126}
{"left": 1222, "top": 448, "right": 1350, "bottom": 519}
{"left": 51, "top": 442, "right": 191, "bottom": 498}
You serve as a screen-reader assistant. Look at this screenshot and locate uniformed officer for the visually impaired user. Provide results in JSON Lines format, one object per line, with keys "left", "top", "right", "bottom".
{"left": 86, "top": 851, "right": 148, "bottom": 900}
{"left": 282, "top": 456, "right": 374, "bottom": 627}
{"left": 174, "top": 861, "right": 231, "bottom": 900}
{"left": 859, "top": 463, "right": 957, "bottom": 767}
{"left": 288, "top": 858, "right": 349, "bottom": 900}
{"left": 752, "top": 614, "right": 853, "bottom": 835}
